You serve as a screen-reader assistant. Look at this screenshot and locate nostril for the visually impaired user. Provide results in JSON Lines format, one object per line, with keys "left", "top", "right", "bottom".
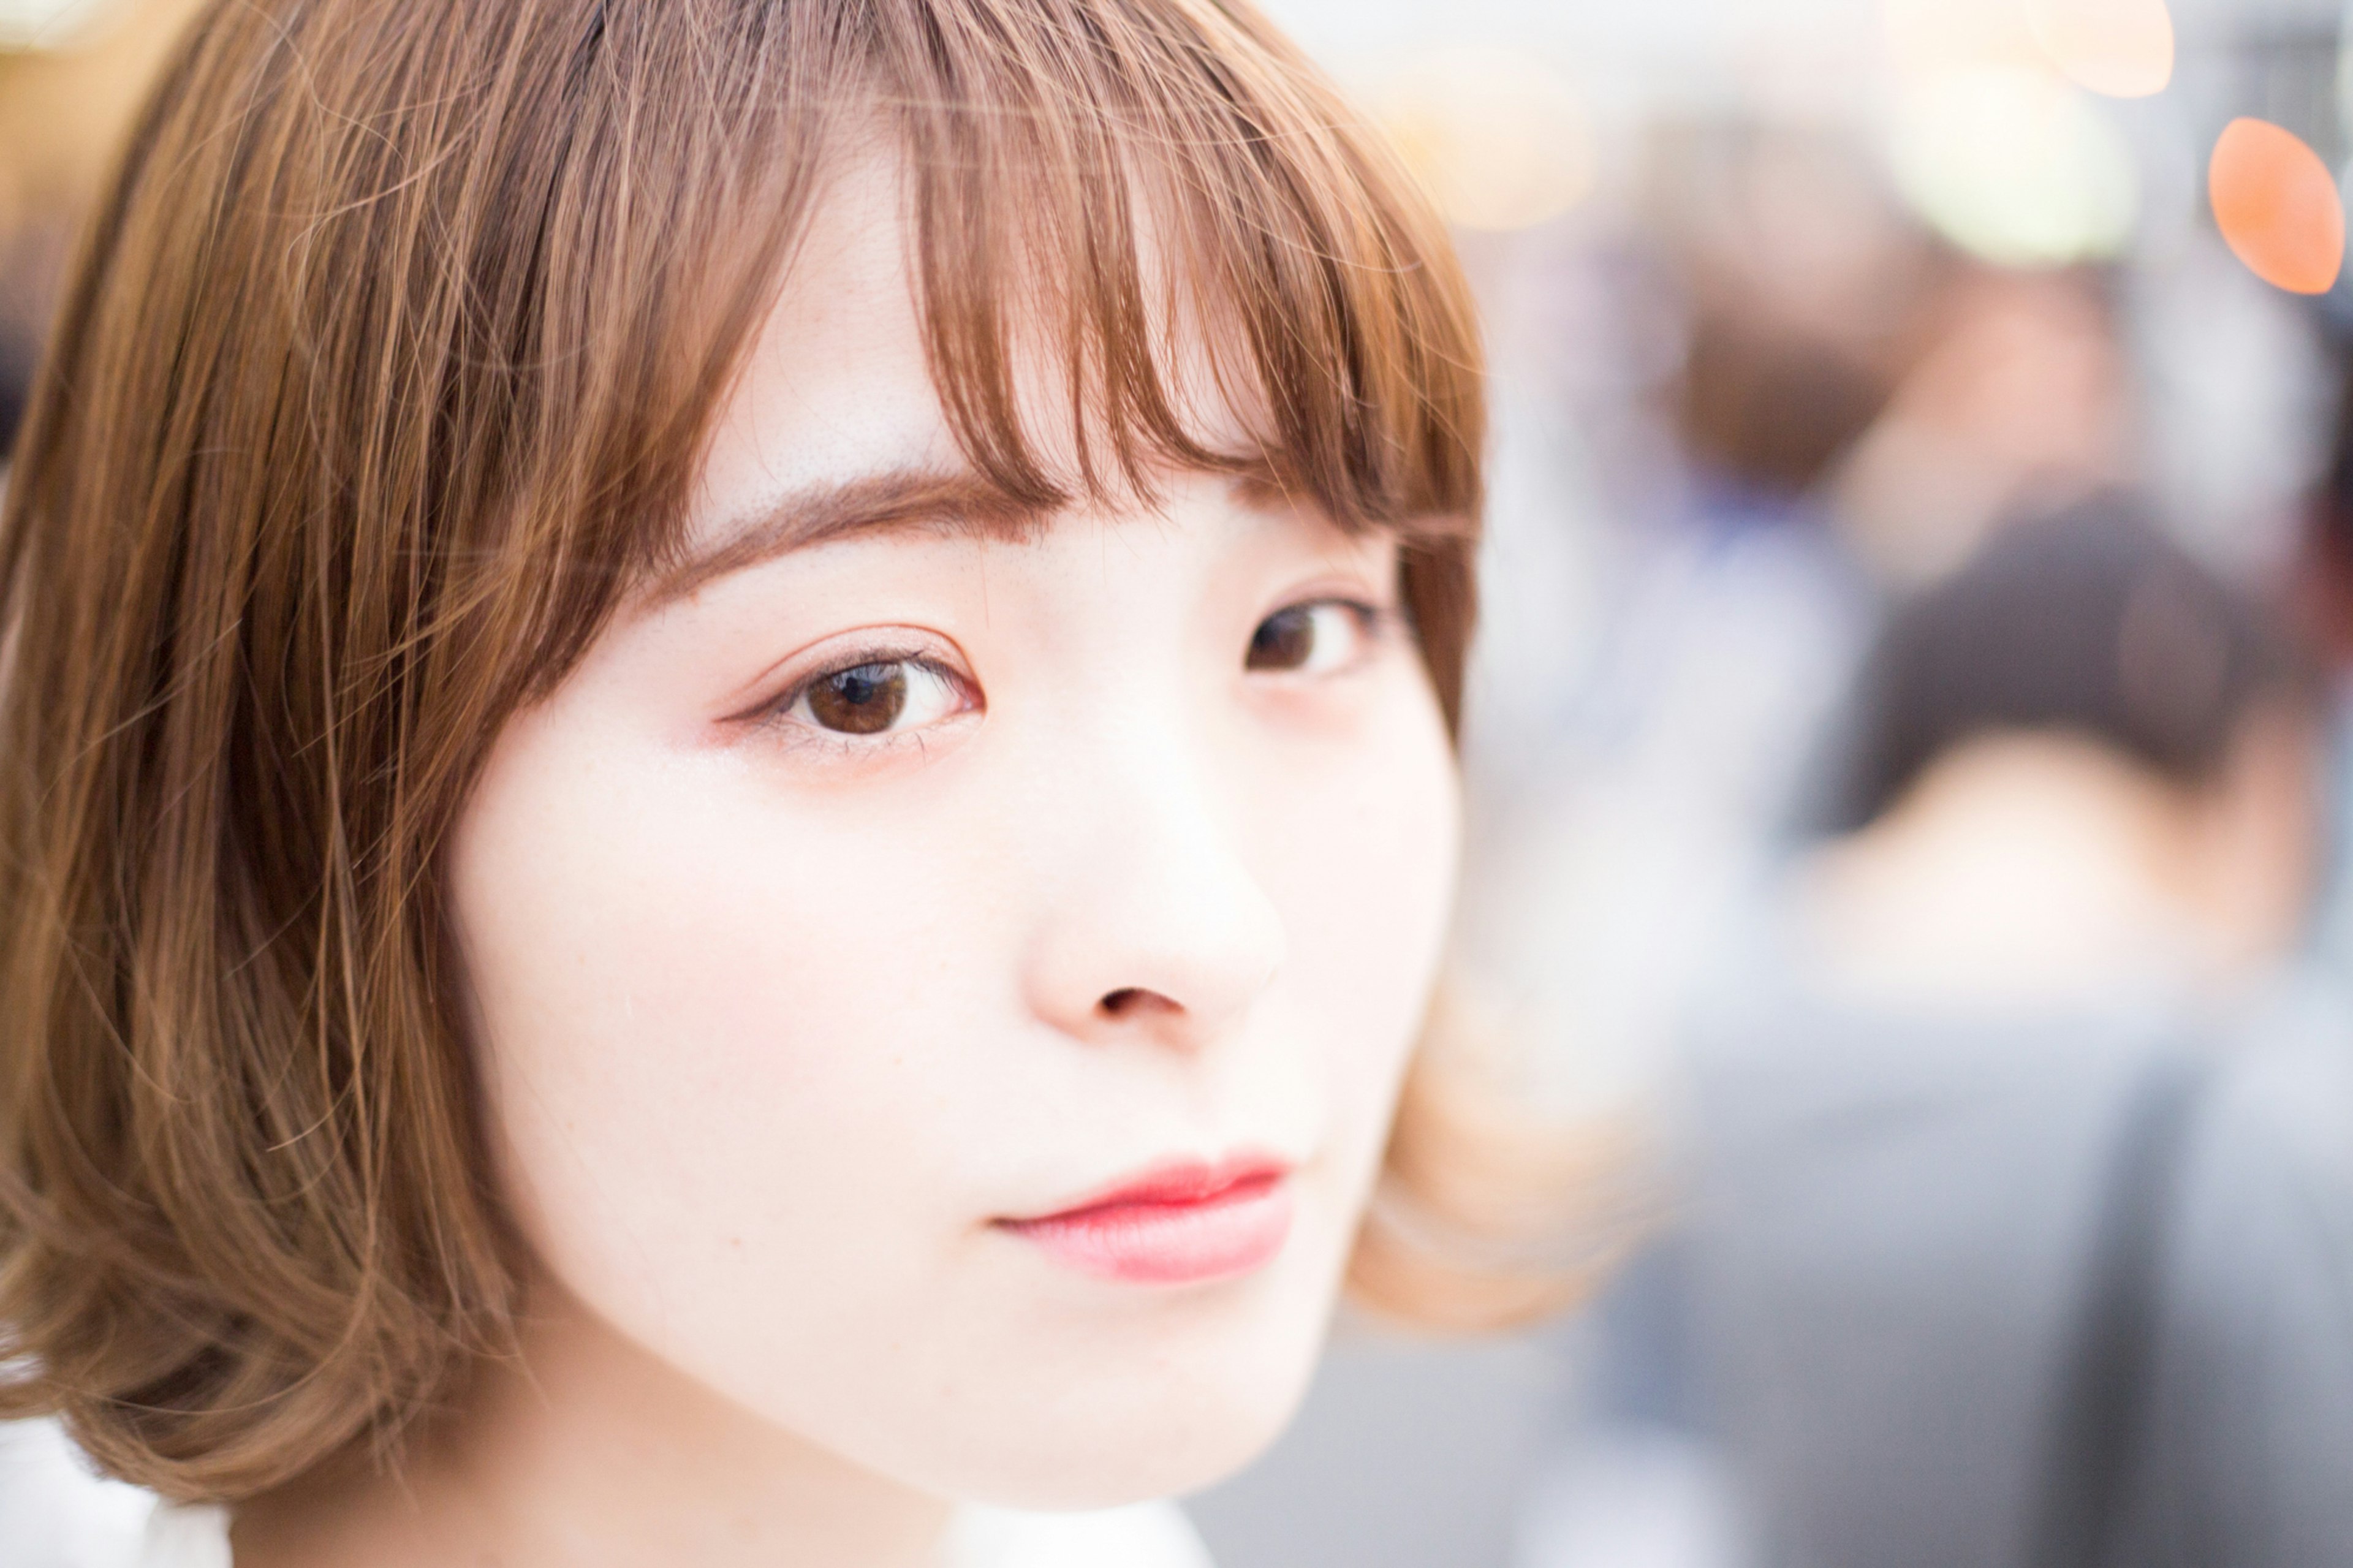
{"left": 1097, "top": 987, "right": 1163, "bottom": 1018}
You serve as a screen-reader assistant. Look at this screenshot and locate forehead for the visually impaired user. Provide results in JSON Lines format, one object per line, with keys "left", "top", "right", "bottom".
{"left": 689, "top": 151, "right": 955, "bottom": 546}
{"left": 688, "top": 141, "right": 1266, "bottom": 562}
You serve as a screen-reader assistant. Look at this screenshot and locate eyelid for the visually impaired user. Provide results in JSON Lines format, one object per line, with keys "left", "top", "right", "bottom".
{"left": 1330, "top": 596, "right": 1397, "bottom": 631}
{"left": 1287, "top": 594, "right": 1400, "bottom": 645}
{"left": 727, "top": 627, "right": 975, "bottom": 728}
{"left": 1286, "top": 574, "right": 1398, "bottom": 619}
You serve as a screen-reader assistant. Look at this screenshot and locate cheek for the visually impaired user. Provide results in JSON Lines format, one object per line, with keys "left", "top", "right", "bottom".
{"left": 1259, "top": 689, "right": 1462, "bottom": 1187}
{"left": 447, "top": 718, "right": 1008, "bottom": 1349}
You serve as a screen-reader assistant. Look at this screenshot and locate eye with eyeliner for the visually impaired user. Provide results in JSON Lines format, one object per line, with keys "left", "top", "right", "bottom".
{"left": 747, "top": 635, "right": 980, "bottom": 749}
{"left": 734, "top": 586, "right": 1393, "bottom": 756}
{"left": 1246, "top": 594, "right": 1398, "bottom": 677}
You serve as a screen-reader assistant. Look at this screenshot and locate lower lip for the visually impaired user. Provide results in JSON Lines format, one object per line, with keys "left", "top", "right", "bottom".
{"left": 1002, "top": 1173, "right": 1295, "bottom": 1285}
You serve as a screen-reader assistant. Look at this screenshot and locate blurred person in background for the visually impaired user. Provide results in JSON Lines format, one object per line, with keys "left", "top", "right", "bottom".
{"left": 1808, "top": 501, "right": 2315, "bottom": 1000}
{"left": 1833, "top": 268, "right": 2138, "bottom": 588}
{"left": 1455, "top": 125, "right": 1927, "bottom": 1124}
{"left": 1521, "top": 499, "right": 2353, "bottom": 1568}
{"left": 1458, "top": 131, "right": 2146, "bottom": 1119}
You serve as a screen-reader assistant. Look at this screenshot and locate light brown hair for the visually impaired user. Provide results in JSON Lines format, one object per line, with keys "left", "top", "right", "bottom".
{"left": 0, "top": 0, "right": 1539, "bottom": 1502}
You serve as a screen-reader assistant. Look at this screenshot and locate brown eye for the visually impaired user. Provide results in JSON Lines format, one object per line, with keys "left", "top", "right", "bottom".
{"left": 804, "top": 662, "right": 908, "bottom": 734}
{"left": 779, "top": 655, "right": 972, "bottom": 741}
{"left": 1247, "top": 601, "right": 1375, "bottom": 675}
{"left": 1248, "top": 605, "right": 1316, "bottom": 671}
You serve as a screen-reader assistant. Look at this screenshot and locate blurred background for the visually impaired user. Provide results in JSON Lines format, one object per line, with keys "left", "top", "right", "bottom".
{"left": 1205, "top": 1, "right": 2353, "bottom": 1564}
{"left": 7, "top": 1, "right": 2353, "bottom": 1566}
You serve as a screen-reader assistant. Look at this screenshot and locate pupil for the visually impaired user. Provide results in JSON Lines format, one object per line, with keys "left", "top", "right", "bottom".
{"left": 1248, "top": 607, "right": 1314, "bottom": 670}
{"left": 808, "top": 663, "right": 907, "bottom": 734}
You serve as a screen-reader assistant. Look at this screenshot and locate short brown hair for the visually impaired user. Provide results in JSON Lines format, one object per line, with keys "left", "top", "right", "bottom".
{"left": 0, "top": 0, "right": 1496, "bottom": 1501}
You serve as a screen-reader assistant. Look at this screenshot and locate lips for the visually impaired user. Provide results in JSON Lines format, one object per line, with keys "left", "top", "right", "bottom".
{"left": 999, "top": 1154, "right": 1296, "bottom": 1284}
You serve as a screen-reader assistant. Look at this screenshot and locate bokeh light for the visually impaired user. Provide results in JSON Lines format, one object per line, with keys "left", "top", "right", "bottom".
{"left": 1371, "top": 47, "right": 1595, "bottom": 234}
{"left": 1889, "top": 67, "right": 2139, "bottom": 268}
{"left": 1882, "top": 0, "right": 2046, "bottom": 81}
{"left": 2022, "top": 0, "right": 2175, "bottom": 99}
{"left": 2208, "top": 118, "right": 2344, "bottom": 296}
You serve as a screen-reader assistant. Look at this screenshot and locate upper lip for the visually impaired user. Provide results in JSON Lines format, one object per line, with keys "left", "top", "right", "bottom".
{"left": 1002, "top": 1153, "right": 1294, "bottom": 1225}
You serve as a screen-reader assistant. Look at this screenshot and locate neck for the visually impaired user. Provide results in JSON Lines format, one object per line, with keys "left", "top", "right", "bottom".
{"left": 233, "top": 1283, "right": 954, "bottom": 1568}
{"left": 1798, "top": 733, "right": 2238, "bottom": 1006}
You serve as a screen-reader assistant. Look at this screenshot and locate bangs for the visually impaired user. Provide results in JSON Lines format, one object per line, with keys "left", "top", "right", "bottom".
{"left": 852, "top": 0, "right": 1485, "bottom": 536}
{"left": 517, "top": 0, "right": 1485, "bottom": 705}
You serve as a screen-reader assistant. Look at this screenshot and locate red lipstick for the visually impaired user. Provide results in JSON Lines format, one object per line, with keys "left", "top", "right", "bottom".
{"left": 1000, "top": 1154, "right": 1295, "bottom": 1284}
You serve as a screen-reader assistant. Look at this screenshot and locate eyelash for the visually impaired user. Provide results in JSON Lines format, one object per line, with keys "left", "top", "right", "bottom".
{"left": 756, "top": 645, "right": 975, "bottom": 746}
{"left": 1325, "top": 597, "right": 1394, "bottom": 642}
{"left": 1258, "top": 597, "right": 1396, "bottom": 670}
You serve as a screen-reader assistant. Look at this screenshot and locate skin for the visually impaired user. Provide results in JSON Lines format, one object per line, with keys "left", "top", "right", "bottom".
{"left": 235, "top": 157, "right": 1460, "bottom": 1567}
{"left": 1800, "top": 718, "right": 2318, "bottom": 1004}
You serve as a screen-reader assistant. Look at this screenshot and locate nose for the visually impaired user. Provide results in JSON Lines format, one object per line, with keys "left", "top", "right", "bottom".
{"left": 1020, "top": 723, "right": 1286, "bottom": 1052}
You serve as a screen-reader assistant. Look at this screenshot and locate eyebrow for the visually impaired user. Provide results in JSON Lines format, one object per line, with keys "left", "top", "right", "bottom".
{"left": 643, "top": 468, "right": 1057, "bottom": 605}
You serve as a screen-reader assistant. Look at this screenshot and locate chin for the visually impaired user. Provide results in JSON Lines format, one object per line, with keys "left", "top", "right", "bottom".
{"left": 929, "top": 1283, "right": 1338, "bottom": 1512}
{"left": 971, "top": 1362, "right": 1322, "bottom": 1511}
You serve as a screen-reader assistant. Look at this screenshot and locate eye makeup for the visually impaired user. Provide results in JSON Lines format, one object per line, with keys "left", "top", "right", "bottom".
{"left": 738, "top": 631, "right": 982, "bottom": 751}
{"left": 1245, "top": 597, "right": 1393, "bottom": 677}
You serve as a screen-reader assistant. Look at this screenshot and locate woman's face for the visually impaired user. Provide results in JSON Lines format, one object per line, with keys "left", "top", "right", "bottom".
{"left": 446, "top": 161, "right": 1460, "bottom": 1510}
